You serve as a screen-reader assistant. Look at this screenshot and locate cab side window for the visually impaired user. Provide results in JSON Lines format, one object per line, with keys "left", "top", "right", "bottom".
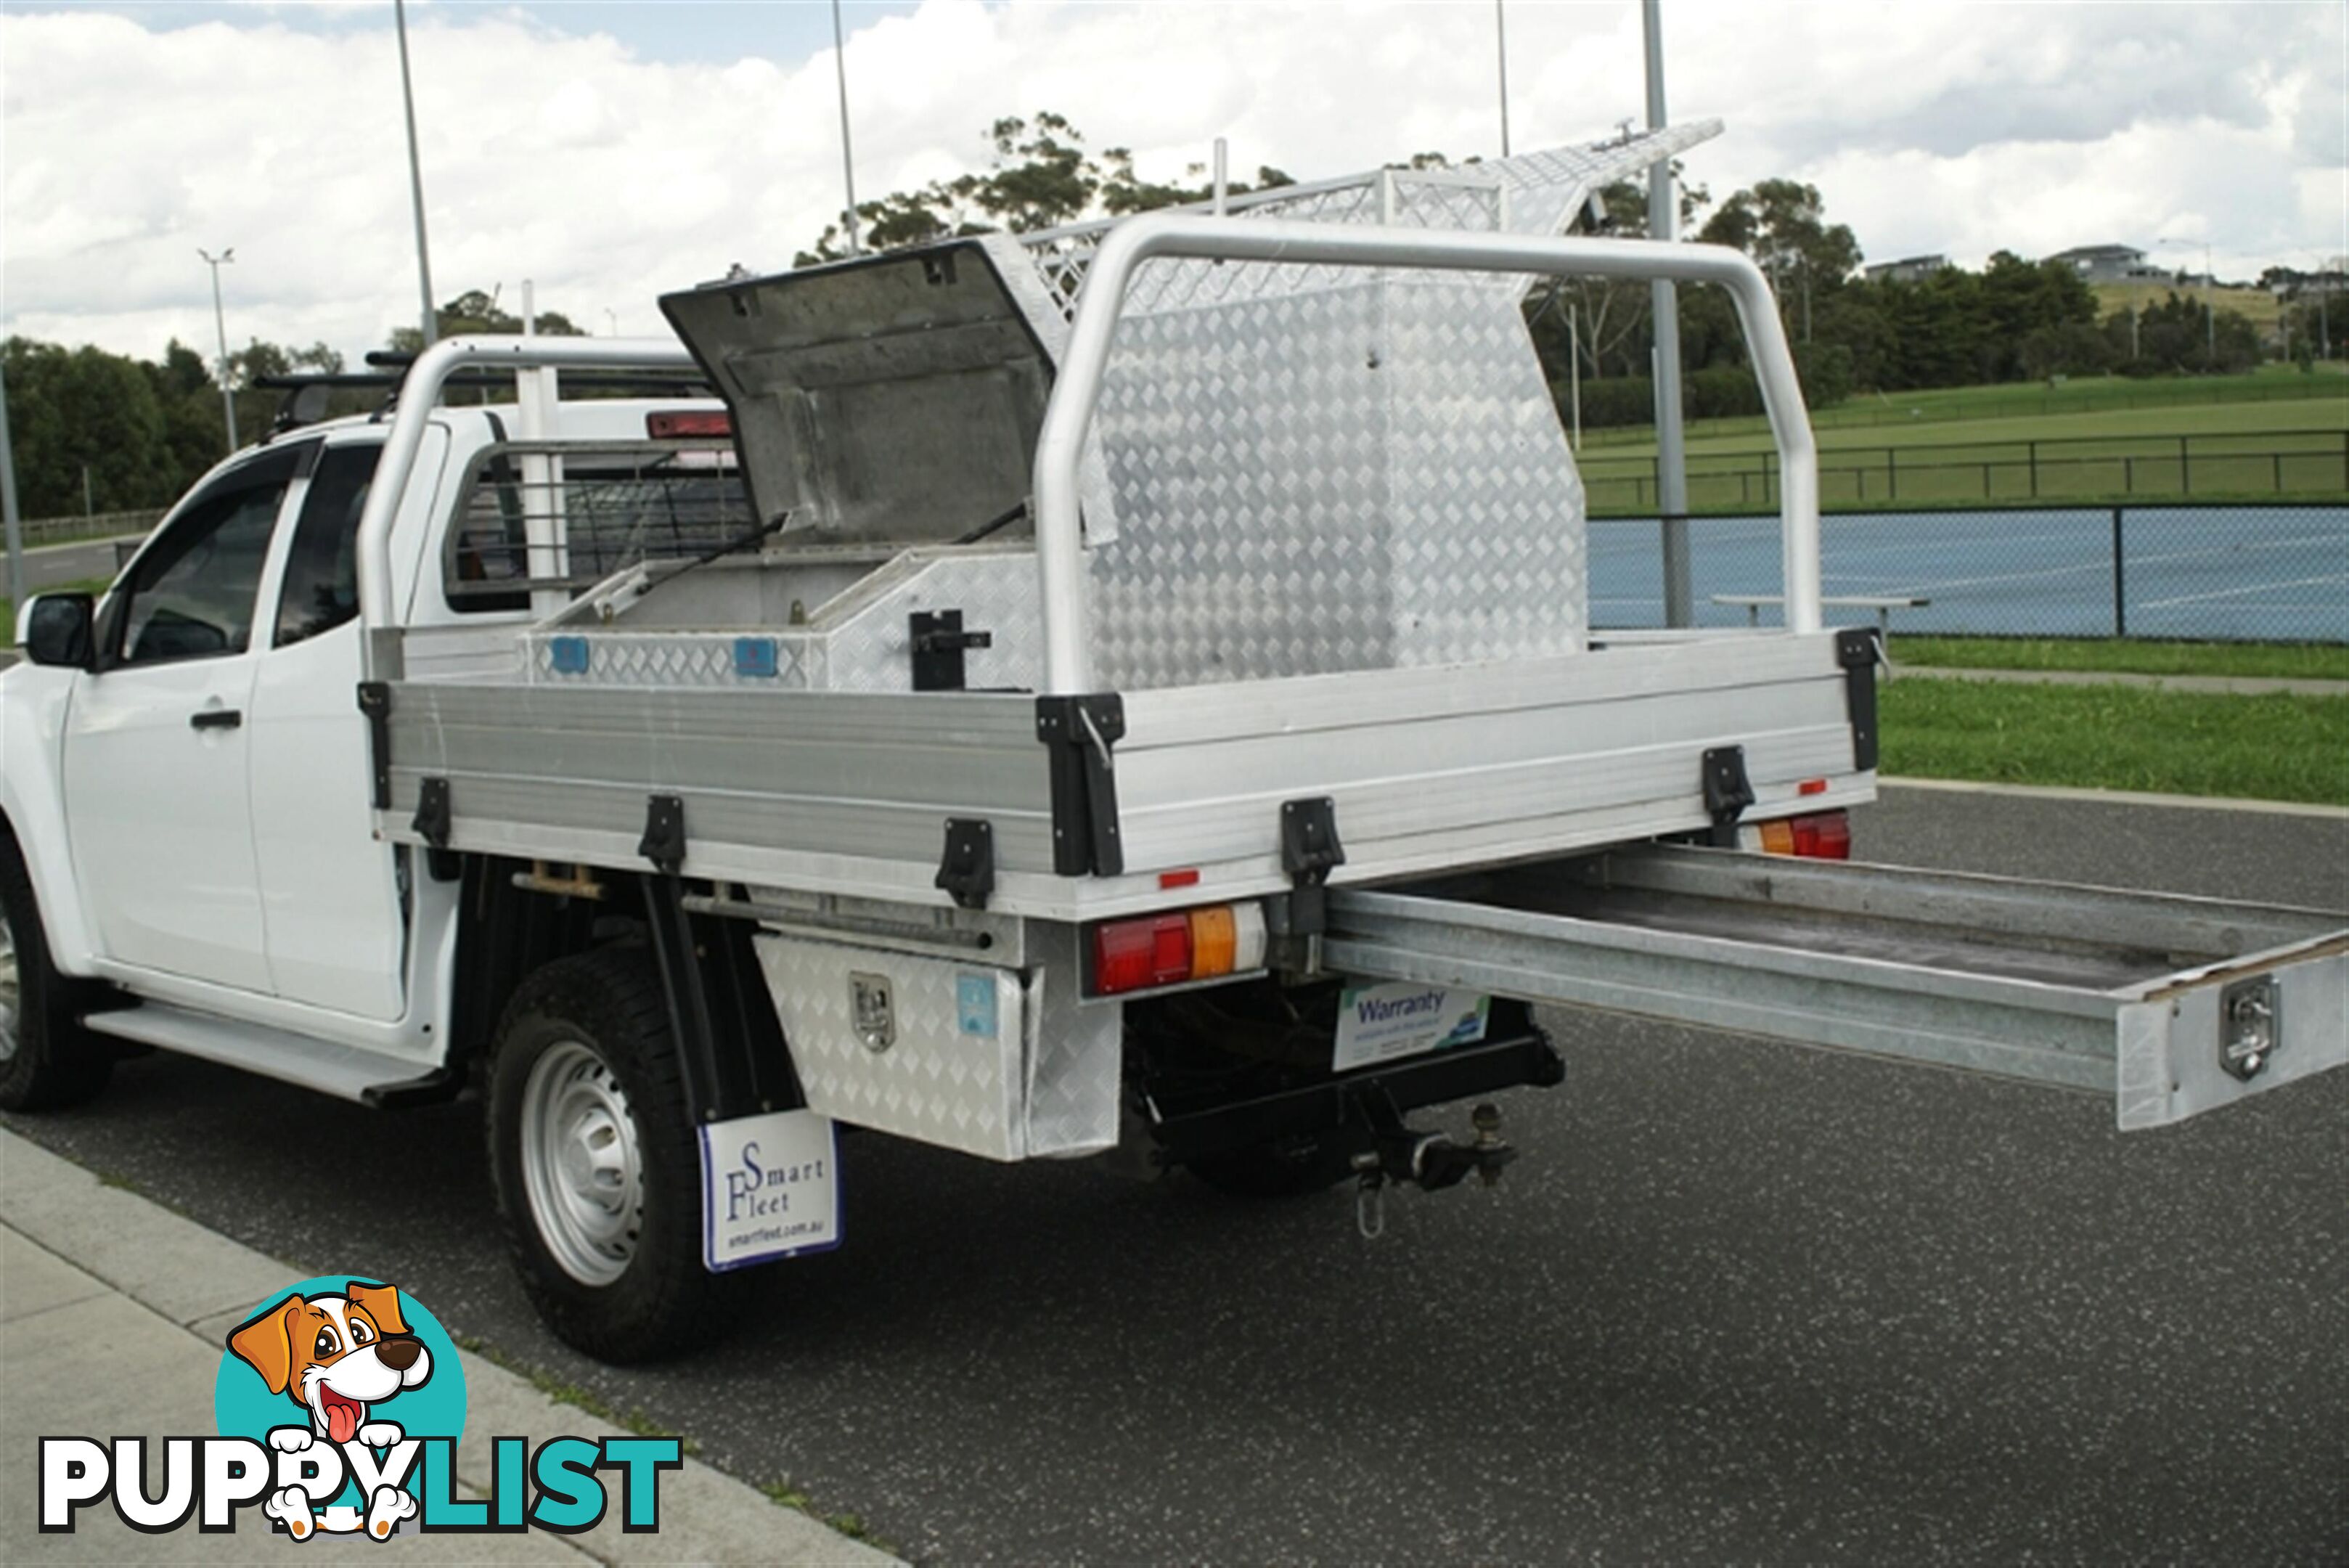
{"left": 274, "top": 444, "right": 382, "bottom": 648}
{"left": 112, "top": 444, "right": 306, "bottom": 666}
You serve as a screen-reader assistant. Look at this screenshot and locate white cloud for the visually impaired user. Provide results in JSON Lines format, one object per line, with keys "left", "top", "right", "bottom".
{"left": 3, "top": 0, "right": 2343, "bottom": 366}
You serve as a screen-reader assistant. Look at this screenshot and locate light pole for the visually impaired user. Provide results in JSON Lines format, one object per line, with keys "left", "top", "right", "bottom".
{"left": 197, "top": 247, "right": 239, "bottom": 452}
{"left": 1643, "top": 0, "right": 1691, "bottom": 627}
{"left": 1495, "top": 0, "right": 1511, "bottom": 158}
{"left": 1568, "top": 301, "right": 1582, "bottom": 451}
{"left": 1, "top": 364, "right": 25, "bottom": 611}
{"left": 2295, "top": 249, "right": 2335, "bottom": 360}
{"left": 394, "top": 0, "right": 438, "bottom": 347}
{"left": 830, "top": 0, "right": 862, "bottom": 254}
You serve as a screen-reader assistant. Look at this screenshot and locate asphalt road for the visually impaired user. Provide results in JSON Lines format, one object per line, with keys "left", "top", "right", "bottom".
{"left": 10, "top": 534, "right": 137, "bottom": 595}
{"left": 7, "top": 786, "right": 2346, "bottom": 1564}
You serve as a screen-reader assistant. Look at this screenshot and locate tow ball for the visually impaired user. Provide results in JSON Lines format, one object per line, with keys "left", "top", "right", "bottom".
{"left": 1352, "top": 1101, "right": 1517, "bottom": 1238}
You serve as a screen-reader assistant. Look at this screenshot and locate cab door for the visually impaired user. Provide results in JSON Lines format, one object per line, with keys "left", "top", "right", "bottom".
{"left": 246, "top": 436, "right": 409, "bottom": 1019}
{"left": 62, "top": 443, "right": 311, "bottom": 993}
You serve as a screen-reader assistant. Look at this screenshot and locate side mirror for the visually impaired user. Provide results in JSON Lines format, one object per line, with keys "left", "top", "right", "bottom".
{"left": 19, "top": 592, "right": 94, "bottom": 669}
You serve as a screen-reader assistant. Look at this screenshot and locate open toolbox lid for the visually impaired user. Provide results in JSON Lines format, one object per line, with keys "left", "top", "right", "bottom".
{"left": 660, "top": 234, "right": 1099, "bottom": 550}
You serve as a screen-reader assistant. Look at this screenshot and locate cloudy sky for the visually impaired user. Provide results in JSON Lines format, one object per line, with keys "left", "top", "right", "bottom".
{"left": 3, "top": 1, "right": 2342, "bottom": 364}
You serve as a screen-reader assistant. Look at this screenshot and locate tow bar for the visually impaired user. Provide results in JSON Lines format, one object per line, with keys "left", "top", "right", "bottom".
{"left": 1351, "top": 1091, "right": 1516, "bottom": 1239}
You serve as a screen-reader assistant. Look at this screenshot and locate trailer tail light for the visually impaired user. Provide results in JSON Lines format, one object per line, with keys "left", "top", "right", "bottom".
{"left": 647, "top": 410, "right": 732, "bottom": 438}
{"left": 1743, "top": 810, "right": 1851, "bottom": 861}
{"left": 1792, "top": 810, "right": 1851, "bottom": 859}
{"left": 1089, "top": 903, "right": 1269, "bottom": 997}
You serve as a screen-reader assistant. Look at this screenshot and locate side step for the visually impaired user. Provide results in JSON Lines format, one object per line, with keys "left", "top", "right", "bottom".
{"left": 83, "top": 1003, "right": 440, "bottom": 1106}
{"left": 1324, "top": 846, "right": 2349, "bottom": 1130}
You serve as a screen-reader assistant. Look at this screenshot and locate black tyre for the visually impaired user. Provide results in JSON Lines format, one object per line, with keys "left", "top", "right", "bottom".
{"left": 486, "top": 947, "right": 741, "bottom": 1363}
{"left": 1186, "top": 1138, "right": 1357, "bottom": 1199}
{"left": 0, "top": 834, "right": 113, "bottom": 1112}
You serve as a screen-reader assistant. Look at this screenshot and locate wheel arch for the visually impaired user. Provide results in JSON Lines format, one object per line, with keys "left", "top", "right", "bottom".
{"left": 446, "top": 857, "right": 799, "bottom": 1122}
{"left": 0, "top": 671, "right": 103, "bottom": 976}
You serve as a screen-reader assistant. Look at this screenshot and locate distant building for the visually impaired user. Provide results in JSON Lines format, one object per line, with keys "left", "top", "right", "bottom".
{"left": 2048, "top": 244, "right": 2161, "bottom": 283}
{"left": 1863, "top": 253, "right": 1948, "bottom": 284}
{"left": 2262, "top": 264, "right": 2348, "bottom": 292}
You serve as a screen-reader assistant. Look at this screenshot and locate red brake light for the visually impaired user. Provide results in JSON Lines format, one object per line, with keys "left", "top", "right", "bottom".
{"left": 647, "top": 410, "right": 731, "bottom": 438}
{"left": 1790, "top": 810, "right": 1851, "bottom": 859}
{"left": 1088, "top": 904, "right": 1270, "bottom": 996}
{"left": 1093, "top": 914, "right": 1193, "bottom": 995}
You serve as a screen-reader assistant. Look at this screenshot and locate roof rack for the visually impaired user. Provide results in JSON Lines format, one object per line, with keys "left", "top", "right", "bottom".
{"left": 253, "top": 357, "right": 716, "bottom": 436}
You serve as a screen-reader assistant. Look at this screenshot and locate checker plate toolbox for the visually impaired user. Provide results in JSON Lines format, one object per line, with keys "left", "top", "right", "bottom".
{"left": 361, "top": 124, "right": 2348, "bottom": 1147}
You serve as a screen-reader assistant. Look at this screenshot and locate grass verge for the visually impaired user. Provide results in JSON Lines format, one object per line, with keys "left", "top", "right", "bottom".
{"left": 760, "top": 1481, "right": 882, "bottom": 1546}
{"left": 1577, "top": 363, "right": 2349, "bottom": 450}
{"left": 1879, "top": 680, "right": 2349, "bottom": 805}
{"left": 452, "top": 1334, "right": 888, "bottom": 1552}
{"left": 1894, "top": 637, "right": 2349, "bottom": 681}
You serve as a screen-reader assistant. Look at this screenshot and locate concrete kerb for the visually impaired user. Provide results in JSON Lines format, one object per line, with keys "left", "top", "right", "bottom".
{"left": 0, "top": 1130, "right": 899, "bottom": 1566}
{"left": 1881, "top": 775, "right": 2349, "bottom": 820}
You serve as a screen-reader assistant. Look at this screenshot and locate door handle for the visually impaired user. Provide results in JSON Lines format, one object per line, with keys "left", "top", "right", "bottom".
{"left": 189, "top": 708, "right": 243, "bottom": 731}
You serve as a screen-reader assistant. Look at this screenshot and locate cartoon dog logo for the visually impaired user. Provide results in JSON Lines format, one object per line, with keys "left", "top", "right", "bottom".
{"left": 226, "top": 1282, "right": 432, "bottom": 1540}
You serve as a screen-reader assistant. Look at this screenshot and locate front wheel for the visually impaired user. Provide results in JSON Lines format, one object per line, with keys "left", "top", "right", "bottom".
{"left": 0, "top": 836, "right": 113, "bottom": 1112}
{"left": 486, "top": 947, "right": 740, "bottom": 1363}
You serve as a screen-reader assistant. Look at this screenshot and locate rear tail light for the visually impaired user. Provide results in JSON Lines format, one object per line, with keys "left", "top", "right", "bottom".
{"left": 647, "top": 409, "right": 732, "bottom": 438}
{"left": 1089, "top": 902, "right": 1269, "bottom": 997}
{"left": 1743, "top": 809, "right": 1851, "bottom": 861}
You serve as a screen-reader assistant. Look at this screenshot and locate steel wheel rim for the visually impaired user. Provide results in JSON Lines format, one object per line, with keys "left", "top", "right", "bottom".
{"left": 519, "top": 1040, "right": 644, "bottom": 1286}
{"left": 0, "top": 905, "right": 20, "bottom": 1064}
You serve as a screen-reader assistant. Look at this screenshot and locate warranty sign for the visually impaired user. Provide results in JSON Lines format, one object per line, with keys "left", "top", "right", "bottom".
{"left": 1333, "top": 981, "right": 1492, "bottom": 1073}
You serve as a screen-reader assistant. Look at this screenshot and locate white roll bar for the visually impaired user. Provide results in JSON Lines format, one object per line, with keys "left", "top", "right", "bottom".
{"left": 1030, "top": 214, "right": 1822, "bottom": 694}
{"left": 356, "top": 335, "right": 697, "bottom": 678}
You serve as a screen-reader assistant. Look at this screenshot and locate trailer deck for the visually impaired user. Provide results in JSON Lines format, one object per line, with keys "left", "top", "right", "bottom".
{"left": 1330, "top": 845, "right": 2349, "bottom": 1129}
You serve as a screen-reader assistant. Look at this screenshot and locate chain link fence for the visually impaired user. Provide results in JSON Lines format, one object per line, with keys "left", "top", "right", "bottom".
{"left": 1575, "top": 377, "right": 2349, "bottom": 449}
{"left": 27, "top": 499, "right": 2343, "bottom": 645}
{"left": 15, "top": 508, "right": 166, "bottom": 547}
{"left": 1581, "top": 432, "right": 2349, "bottom": 514}
{"left": 1589, "top": 503, "right": 2349, "bottom": 642}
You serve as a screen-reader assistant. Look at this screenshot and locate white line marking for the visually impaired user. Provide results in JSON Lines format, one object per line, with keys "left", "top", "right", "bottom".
{"left": 2132, "top": 572, "right": 2349, "bottom": 611}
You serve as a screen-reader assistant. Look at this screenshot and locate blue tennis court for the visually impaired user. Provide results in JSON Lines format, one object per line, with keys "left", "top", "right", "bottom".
{"left": 1588, "top": 504, "right": 2349, "bottom": 642}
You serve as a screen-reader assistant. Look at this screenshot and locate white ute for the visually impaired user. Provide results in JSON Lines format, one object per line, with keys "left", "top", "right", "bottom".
{"left": 5, "top": 129, "right": 2345, "bottom": 1362}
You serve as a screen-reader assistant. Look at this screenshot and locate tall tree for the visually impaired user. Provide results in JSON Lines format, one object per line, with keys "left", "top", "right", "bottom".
{"left": 796, "top": 113, "right": 1291, "bottom": 264}
{"left": 3, "top": 338, "right": 181, "bottom": 515}
{"left": 388, "top": 290, "right": 588, "bottom": 355}
{"left": 1523, "top": 165, "right": 1711, "bottom": 384}
{"left": 1698, "top": 179, "right": 1860, "bottom": 342}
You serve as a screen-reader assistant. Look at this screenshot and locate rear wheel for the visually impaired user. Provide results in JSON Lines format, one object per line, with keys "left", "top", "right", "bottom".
{"left": 0, "top": 837, "right": 113, "bottom": 1112}
{"left": 487, "top": 947, "right": 740, "bottom": 1363}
